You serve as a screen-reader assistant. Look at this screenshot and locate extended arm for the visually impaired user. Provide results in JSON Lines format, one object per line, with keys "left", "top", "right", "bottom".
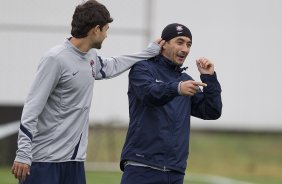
{"left": 95, "top": 40, "right": 164, "bottom": 80}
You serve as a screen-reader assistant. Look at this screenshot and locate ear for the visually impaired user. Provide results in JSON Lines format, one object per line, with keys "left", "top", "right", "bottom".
{"left": 162, "top": 42, "right": 168, "bottom": 50}
{"left": 90, "top": 25, "right": 100, "bottom": 35}
{"left": 94, "top": 25, "right": 101, "bottom": 31}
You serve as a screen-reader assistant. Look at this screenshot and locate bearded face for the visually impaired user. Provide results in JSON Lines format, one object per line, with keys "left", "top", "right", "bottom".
{"left": 161, "top": 36, "right": 192, "bottom": 66}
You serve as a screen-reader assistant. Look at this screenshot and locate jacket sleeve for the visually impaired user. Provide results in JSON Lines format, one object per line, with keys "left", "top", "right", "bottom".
{"left": 14, "top": 56, "right": 61, "bottom": 165}
{"left": 95, "top": 42, "right": 160, "bottom": 80}
{"left": 191, "top": 73, "right": 222, "bottom": 120}
{"left": 129, "top": 62, "right": 179, "bottom": 106}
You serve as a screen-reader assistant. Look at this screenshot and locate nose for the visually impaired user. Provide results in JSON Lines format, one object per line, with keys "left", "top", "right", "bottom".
{"left": 182, "top": 44, "right": 189, "bottom": 53}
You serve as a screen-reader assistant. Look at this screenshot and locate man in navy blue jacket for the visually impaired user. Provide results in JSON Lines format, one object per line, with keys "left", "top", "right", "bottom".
{"left": 120, "top": 23, "right": 222, "bottom": 184}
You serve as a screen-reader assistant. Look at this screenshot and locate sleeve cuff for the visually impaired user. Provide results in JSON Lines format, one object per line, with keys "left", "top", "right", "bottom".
{"left": 178, "top": 81, "right": 183, "bottom": 95}
{"left": 15, "top": 155, "right": 32, "bottom": 166}
{"left": 200, "top": 72, "right": 217, "bottom": 83}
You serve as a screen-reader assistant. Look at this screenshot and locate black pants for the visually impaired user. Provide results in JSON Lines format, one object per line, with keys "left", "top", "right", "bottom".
{"left": 20, "top": 161, "right": 86, "bottom": 184}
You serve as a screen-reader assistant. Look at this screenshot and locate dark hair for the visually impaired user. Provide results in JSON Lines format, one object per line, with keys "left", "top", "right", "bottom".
{"left": 71, "top": 0, "right": 113, "bottom": 38}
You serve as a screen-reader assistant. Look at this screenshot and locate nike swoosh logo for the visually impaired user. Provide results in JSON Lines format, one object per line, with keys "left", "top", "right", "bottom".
{"left": 155, "top": 79, "right": 164, "bottom": 83}
{"left": 72, "top": 71, "right": 79, "bottom": 76}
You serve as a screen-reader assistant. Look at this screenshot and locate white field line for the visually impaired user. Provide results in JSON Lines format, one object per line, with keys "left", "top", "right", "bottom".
{"left": 0, "top": 121, "right": 20, "bottom": 139}
{"left": 85, "top": 162, "right": 255, "bottom": 184}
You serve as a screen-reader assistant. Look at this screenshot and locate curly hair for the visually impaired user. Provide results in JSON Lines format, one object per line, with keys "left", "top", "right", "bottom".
{"left": 71, "top": 0, "right": 113, "bottom": 38}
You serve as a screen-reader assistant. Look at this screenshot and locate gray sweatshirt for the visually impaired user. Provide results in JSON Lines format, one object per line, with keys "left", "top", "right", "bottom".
{"left": 15, "top": 39, "right": 160, "bottom": 166}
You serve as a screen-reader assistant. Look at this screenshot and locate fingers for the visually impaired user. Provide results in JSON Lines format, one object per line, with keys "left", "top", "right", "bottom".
{"left": 15, "top": 168, "right": 23, "bottom": 181}
{"left": 154, "top": 38, "right": 165, "bottom": 48}
{"left": 11, "top": 163, "right": 18, "bottom": 177}
{"left": 192, "top": 81, "right": 207, "bottom": 87}
{"left": 154, "top": 38, "right": 162, "bottom": 43}
{"left": 180, "top": 80, "right": 207, "bottom": 96}
{"left": 196, "top": 57, "right": 213, "bottom": 69}
{"left": 12, "top": 162, "right": 30, "bottom": 182}
{"left": 21, "top": 167, "right": 30, "bottom": 182}
{"left": 12, "top": 163, "right": 21, "bottom": 179}
{"left": 196, "top": 57, "right": 215, "bottom": 75}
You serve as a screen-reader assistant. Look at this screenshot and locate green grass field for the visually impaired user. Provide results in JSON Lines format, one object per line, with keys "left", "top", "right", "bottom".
{"left": 2, "top": 168, "right": 282, "bottom": 184}
{"left": 2, "top": 168, "right": 212, "bottom": 184}
{"left": 87, "top": 127, "right": 282, "bottom": 184}
{"left": 1, "top": 127, "right": 282, "bottom": 184}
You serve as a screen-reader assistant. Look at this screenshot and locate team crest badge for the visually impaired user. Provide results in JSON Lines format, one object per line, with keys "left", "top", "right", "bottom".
{"left": 176, "top": 25, "right": 183, "bottom": 32}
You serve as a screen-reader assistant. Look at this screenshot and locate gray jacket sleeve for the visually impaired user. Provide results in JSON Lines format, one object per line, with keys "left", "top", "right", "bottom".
{"left": 95, "top": 41, "right": 160, "bottom": 80}
{"left": 15, "top": 56, "right": 61, "bottom": 165}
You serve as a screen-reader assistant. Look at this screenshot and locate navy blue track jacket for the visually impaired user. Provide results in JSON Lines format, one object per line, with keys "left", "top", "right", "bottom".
{"left": 120, "top": 55, "right": 222, "bottom": 174}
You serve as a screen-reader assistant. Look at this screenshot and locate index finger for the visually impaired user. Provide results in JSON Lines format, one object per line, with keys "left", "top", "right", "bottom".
{"left": 191, "top": 81, "right": 207, "bottom": 87}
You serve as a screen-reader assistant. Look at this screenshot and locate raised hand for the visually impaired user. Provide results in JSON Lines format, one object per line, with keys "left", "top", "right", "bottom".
{"left": 196, "top": 57, "right": 214, "bottom": 75}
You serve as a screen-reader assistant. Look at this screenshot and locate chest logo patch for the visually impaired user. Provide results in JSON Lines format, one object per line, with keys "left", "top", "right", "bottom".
{"left": 72, "top": 71, "right": 78, "bottom": 76}
{"left": 155, "top": 79, "right": 164, "bottom": 83}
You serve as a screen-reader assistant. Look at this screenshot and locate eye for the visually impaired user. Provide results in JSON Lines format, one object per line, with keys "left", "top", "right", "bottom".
{"left": 185, "top": 42, "right": 192, "bottom": 47}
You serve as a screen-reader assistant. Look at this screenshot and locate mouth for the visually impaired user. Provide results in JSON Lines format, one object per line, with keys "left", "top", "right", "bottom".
{"left": 176, "top": 53, "right": 187, "bottom": 61}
